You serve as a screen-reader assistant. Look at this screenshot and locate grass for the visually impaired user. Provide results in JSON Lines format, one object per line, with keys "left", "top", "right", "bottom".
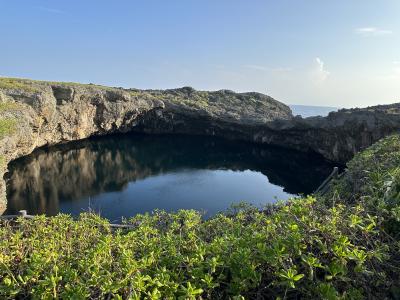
{"left": 0, "top": 77, "right": 118, "bottom": 93}
{"left": 0, "top": 101, "right": 20, "bottom": 170}
{"left": 170, "top": 96, "right": 210, "bottom": 110}
{"left": 46, "top": 80, "right": 118, "bottom": 91}
{"left": 0, "top": 78, "right": 40, "bottom": 93}
{"left": 0, "top": 102, "right": 20, "bottom": 112}
{"left": 0, "top": 99, "right": 23, "bottom": 141}
{"left": 0, "top": 118, "right": 17, "bottom": 139}
{"left": 0, "top": 135, "right": 399, "bottom": 299}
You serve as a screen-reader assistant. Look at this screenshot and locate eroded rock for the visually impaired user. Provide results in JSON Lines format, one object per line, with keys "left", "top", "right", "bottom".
{"left": 1, "top": 78, "right": 400, "bottom": 213}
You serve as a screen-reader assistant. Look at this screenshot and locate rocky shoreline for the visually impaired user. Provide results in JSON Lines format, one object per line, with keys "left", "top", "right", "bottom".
{"left": 1, "top": 77, "right": 400, "bottom": 213}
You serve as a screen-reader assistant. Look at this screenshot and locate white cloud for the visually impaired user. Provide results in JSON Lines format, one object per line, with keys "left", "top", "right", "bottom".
{"left": 37, "top": 6, "right": 66, "bottom": 15}
{"left": 355, "top": 27, "right": 393, "bottom": 36}
{"left": 270, "top": 66, "right": 293, "bottom": 73}
{"left": 243, "top": 64, "right": 267, "bottom": 71}
{"left": 243, "top": 65, "right": 293, "bottom": 73}
{"left": 310, "top": 57, "right": 330, "bottom": 84}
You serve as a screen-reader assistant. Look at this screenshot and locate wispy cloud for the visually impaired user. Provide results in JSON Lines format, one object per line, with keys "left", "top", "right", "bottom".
{"left": 310, "top": 57, "right": 330, "bottom": 84}
{"left": 243, "top": 65, "right": 293, "bottom": 72}
{"left": 355, "top": 27, "right": 393, "bottom": 36}
{"left": 37, "top": 6, "right": 66, "bottom": 15}
{"left": 243, "top": 64, "right": 267, "bottom": 71}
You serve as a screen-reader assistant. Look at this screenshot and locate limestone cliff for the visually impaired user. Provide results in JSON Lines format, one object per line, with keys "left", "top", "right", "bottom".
{"left": 133, "top": 101, "right": 400, "bottom": 163}
{"left": 0, "top": 78, "right": 292, "bottom": 213}
{"left": 1, "top": 77, "right": 400, "bottom": 213}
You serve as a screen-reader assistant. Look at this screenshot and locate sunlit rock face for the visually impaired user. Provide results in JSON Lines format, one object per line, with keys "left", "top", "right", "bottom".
{"left": 1, "top": 78, "right": 400, "bottom": 212}
{"left": 0, "top": 80, "right": 293, "bottom": 210}
{"left": 0, "top": 83, "right": 165, "bottom": 210}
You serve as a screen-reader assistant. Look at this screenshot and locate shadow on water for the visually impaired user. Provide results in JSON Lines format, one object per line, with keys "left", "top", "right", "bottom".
{"left": 5, "top": 133, "right": 336, "bottom": 220}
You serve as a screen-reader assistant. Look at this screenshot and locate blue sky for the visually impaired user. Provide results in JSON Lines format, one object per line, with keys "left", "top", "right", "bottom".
{"left": 1, "top": 1, "right": 399, "bottom": 107}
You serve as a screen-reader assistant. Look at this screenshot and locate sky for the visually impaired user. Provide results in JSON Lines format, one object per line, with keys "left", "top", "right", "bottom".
{"left": 0, "top": 1, "right": 399, "bottom": 108}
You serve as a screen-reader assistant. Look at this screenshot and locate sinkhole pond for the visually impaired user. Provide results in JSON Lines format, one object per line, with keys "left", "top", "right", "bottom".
{"left": 4, "top": 134, "right": 335, "bottom": 221}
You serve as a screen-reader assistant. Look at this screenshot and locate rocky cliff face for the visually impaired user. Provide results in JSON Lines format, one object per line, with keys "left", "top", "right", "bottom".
{"left": 133, "top": 101, "right": 400, "bottom": 163}
{"left": 1, "top": 77, "right": 400, "bottom": 213}
{"left": 0, "top": 78, "right": 292, "bottom": 213}
{"left": 0, "top": 80, "right": 164, "bottom": 213}
{"left": 264, "top": 105, "right": 400, "bottom": 163}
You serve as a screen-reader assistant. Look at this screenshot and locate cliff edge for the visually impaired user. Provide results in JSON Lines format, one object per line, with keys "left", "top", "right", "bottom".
{"left": 1, "top": 77, "right": 400, "bottom": 213}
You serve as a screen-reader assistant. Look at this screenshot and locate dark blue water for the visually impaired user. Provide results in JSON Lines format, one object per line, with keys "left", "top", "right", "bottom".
{"left": 5, "top": 134, "right": 334, "bottom": 221}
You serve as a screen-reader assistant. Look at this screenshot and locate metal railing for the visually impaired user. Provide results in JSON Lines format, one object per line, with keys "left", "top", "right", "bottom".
{"left": 314, "top": 167, "right": 344, "bottom": 195}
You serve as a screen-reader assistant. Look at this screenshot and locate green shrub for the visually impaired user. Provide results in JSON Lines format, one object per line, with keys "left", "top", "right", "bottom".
{"left": 0, "top": 196, "right": 397, "bottom": 299}
{"left": 323, "top": 135, "right": 400, "bottom": 239}
{"left": 1, "top": 135, "right": 400, "bottom": 299}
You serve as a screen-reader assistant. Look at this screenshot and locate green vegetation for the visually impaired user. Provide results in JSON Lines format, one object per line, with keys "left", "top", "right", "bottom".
{"left": 170, "top": 95, "right": 209, "bottom": 110}
{"left": 1, "top": 199, "right": 394, "bottom": 299}
{"left": 46, "top": 80, "right": 118, "bottom": 91}
{"left": 0, "top": 99, "right": 22, "bottom": 141}
{"left": 0, "top": 78, "right": 41, "bottom": 93}
{"left": 144, "top": 88, "right": 212, "bottom": 111}
{"left": 1, "top": 136, "right": 400, "bottom": 299}
{"left": 0, "top": 118, "right": 17, "bottom": 139}
{"left": 0, "top": 77, "right": 118, "bottom": 93}
{"left": 0, "top": 78, "right": 288, "bottom": 123}
{"left": 323, "top": 135, "right": 400, "bottom": 239}
{"left": 145, "top": 88, "right": 287, "bottom": 122}
{"left": 0, "top": 102, "right": 19, "bottom": 112}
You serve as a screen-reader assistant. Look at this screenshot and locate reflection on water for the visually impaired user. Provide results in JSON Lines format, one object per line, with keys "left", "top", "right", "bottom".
{"left": 5, "top": 134, "right": 335, "bottom": 220}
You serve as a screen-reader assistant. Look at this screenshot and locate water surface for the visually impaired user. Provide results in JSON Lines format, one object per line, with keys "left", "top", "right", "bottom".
{"left": 5, "top": 134, "right": 334, "bottom": 220}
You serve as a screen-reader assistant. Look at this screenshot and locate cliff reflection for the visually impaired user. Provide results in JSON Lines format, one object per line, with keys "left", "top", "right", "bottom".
{"left": 5, "top": 134, "right": 334, "bottom": 216}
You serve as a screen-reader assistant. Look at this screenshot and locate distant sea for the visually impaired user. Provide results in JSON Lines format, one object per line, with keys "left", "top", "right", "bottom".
{"left": 289, "top": 105, "right": 338, "bottom": 118}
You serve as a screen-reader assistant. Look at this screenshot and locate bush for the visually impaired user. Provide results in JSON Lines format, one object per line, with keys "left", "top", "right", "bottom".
{"left": 1, "top": 136, "right": 400, "bottom": 299}
{"left": 0, "top": 196, "right": 397, "bottom": 299}
{"left": 324, "top": 135, "right": 400, "bottom": 239}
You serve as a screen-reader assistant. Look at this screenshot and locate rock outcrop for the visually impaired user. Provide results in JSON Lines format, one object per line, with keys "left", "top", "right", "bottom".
{"left": 133, "top": 100, "right": 400, "bottom": 163}
{"left": 1, "top": 77, "right": 400, "bottom": 213}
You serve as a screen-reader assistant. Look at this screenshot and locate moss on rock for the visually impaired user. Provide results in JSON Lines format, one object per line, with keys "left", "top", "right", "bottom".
{"left": 0, "top": 118, "right": 16, "bottom": 139}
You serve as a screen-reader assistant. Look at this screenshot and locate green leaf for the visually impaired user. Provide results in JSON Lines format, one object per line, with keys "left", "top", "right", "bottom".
{"left": 293, "top": 274, "right": 304, "bottom": 281}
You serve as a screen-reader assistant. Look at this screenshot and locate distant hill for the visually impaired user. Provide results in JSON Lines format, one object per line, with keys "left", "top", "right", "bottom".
{"left": 289, "top": 104, "right": 338, "bottom": 118}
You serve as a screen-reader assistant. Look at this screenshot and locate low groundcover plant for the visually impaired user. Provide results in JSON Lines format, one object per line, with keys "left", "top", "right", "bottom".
{"left": 1, "top": 135, "right": 400, "bottom": 299}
